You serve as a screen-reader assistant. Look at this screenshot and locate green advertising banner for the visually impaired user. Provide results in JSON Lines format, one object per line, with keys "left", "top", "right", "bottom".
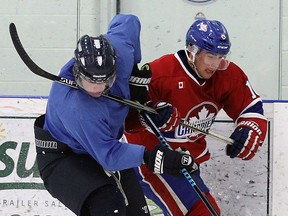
{"left": 0, "top": 118, "right": 76, "bottom": 215}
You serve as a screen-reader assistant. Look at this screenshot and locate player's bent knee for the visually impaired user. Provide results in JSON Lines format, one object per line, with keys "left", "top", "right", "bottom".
{"left": 81, "top": 185, "right": 126, "bottom": 216}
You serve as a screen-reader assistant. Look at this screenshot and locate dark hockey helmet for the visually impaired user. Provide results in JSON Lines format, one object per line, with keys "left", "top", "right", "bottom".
{"left": 74, "top": 34, "right": 117, "bottom": 88}
{"left": 186, "top": 19, "right": 231, "bottom": 56}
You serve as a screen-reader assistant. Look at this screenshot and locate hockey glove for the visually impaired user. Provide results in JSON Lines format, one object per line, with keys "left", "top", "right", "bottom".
{"left": 129, "top": 64, "right": 152, "bottom": 104}
{"left": 141, "top": 100, "right": 181, "bottom": 132}
{"left": 143, "top": 145, "right": 197, "bottom": 175}
{"left": 226, "top": 119, "right": 266, "bottom": 160}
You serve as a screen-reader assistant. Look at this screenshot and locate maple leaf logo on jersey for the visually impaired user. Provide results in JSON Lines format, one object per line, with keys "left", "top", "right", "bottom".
{"left": 175, "top": 102, "right": 218, "bottom": 142}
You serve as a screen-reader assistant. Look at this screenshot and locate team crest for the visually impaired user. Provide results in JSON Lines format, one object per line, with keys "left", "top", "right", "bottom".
{"left": 175, "top": 102, "right": 218, "bottom": 142}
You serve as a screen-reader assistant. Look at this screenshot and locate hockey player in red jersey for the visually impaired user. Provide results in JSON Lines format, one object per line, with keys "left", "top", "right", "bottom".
{"left": 125, "top": 19, "right": 268, "bottom": 215}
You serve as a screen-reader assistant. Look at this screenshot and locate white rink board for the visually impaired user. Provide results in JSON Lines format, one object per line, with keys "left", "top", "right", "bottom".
{"left": 0, "top": 98, "right": 74, "bottom": 216}
{"left": 0, "top": 98, "right": 286, "bottom": 216}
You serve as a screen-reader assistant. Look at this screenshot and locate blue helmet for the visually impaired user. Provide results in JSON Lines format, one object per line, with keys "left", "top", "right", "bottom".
{"left": 186, "top": 19, "right": 231, "bottom": 55}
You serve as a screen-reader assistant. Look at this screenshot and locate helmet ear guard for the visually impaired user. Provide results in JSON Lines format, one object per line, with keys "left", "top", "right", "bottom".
{"left": 185, "top": 44, "right": 200, "bottom": 66}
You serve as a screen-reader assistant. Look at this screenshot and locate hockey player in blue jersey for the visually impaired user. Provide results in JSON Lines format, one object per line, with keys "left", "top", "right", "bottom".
{"left": 33, "top": 14, "right": 197, "bottom": 216}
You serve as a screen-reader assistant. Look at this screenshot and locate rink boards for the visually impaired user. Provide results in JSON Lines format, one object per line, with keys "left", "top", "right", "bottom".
{"left": 0, "top": 97, "right": 286, "bottom": 216}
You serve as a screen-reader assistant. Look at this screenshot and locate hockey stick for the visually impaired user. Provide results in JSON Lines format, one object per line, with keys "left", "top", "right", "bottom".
{"left": 141, "top": 112, "right": 220, "bottom": 216}
{"left": 180, "top": 120, "right": 233, "bottom": 144}
{"left": 9, "top": 22, "right": 233, "bottom": 145}
{"left": 9, "top": 22, "right": 157, "bottom": 115}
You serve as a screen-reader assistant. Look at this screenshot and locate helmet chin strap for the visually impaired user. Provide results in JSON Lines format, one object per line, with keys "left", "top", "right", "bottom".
{"left": 184, "top": 46, "right": 204, "bottom": 79}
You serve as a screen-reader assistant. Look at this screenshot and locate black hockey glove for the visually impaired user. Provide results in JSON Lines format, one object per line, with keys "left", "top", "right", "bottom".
{"left": 143, "top": 145, "right": 197, "bottom": 175}
{"left": 129, "top": 64, "right": 152, "bottom": 104}
{"left": 140, "top": 100, "right": 181, "bottom": 132}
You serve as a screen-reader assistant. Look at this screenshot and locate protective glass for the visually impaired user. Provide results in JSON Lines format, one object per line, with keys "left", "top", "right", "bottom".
{"left": 186, "top": 45, "right": 230, "bottom": 71}
{"left": 201, "top": 50, "right": 230, "bottom": 71}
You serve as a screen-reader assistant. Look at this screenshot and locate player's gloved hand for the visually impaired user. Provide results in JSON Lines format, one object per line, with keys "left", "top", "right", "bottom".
{"left": 226, "top": 120, "right": 265, "bottom": 160}
{"left": 143, "top": 145, "right": 197, "bottom": 175}
{"left": 141, "top": 100, "right": 181, "bottom": 132}
{"left": 129, "top": 64, "right": 152, "bottom": 104}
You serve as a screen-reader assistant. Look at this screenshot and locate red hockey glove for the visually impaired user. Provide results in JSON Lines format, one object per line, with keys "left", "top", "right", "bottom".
{"left": 143, "top": 145, "right": 197, "bottom": 175}
{"left": 141, "top": 100, "right": 181, "bottom": 132}
{"left": 226, "top": 118, "right": 267, "bottom": 160}
{"left": 129, "top": 64, "right": 152, "bottom": 104}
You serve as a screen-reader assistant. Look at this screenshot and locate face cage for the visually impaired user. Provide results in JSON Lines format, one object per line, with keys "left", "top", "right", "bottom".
{"left": 75, "top": 69, "right": 117, "bottom": 93}
{"left": 185, "top": 45, "right": 231, "bottom": 71}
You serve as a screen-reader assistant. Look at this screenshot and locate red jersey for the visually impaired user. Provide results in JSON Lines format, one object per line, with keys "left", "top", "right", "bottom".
{"left": 126, "top": 50, "right": 267, "bottom": 164}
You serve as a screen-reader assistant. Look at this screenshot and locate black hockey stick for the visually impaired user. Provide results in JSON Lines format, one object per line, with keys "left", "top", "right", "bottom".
{"left": 9, "top": 22, "right": 233, "bottom": 145}
{"left": 9, "top": 22, "right": 157, "bottom": 115}
{"left": 141, "top": 112, "right": 220, "bottom": 216}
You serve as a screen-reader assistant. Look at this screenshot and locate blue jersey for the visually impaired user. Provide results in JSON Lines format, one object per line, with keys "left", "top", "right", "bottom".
{"left": 44, "top": 14, "right": 145, "bottom": 171}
